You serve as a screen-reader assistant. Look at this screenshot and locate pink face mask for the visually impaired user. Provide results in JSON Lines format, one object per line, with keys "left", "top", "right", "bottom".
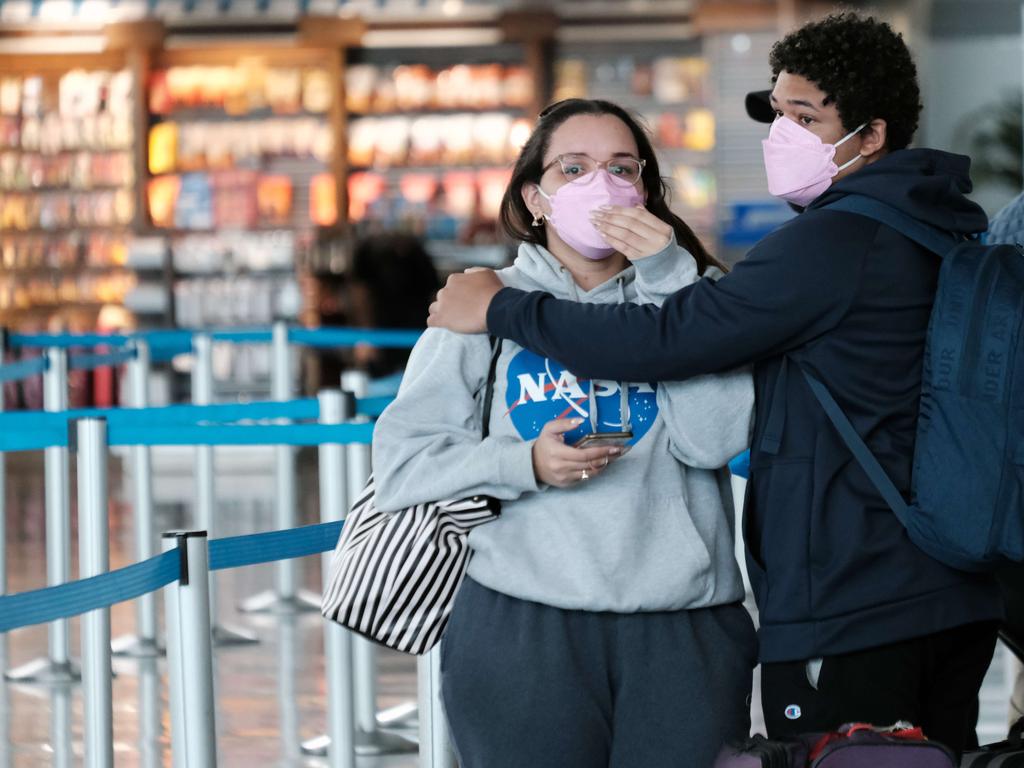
{"left": 537, "top": 170, "right": 644, "bottom": 260}
{"left": 762, "top": 117, "right": 866, "bottom": 207}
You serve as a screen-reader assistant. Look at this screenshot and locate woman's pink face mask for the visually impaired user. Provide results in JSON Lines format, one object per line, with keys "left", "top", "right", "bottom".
{"left": 537, "top": 170, "right": 644, "bottom": 260}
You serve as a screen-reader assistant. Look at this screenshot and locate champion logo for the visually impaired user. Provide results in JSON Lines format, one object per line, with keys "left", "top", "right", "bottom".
{"left": 784, "top": 704, "right": 802, "bottom": 720}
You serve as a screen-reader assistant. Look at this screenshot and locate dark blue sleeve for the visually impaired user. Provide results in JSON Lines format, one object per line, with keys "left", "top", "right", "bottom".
{"left": 487, "top": 215, "right": 870, "bottom": 381}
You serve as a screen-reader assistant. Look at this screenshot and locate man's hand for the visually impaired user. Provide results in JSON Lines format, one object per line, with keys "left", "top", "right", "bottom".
{"left": 427, "top": 269, "right": 503, "bottom": 334}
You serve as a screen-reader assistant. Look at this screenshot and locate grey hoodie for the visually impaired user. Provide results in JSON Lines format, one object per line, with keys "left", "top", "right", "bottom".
{"left": 371, "top": 240, "right": 754, "bottom": 612}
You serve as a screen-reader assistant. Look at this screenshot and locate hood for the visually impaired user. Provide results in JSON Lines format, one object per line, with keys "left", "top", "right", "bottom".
{"left": 810, "top": 148, "right": 989, "bottom": 237}
{"left": 505, "top": 242, "right": 635, "bottom": 301}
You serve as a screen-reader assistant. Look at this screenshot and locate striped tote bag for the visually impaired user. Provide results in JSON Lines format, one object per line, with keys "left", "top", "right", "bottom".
{"left": 320, "top": 338, "right": 503, "bottom": 655}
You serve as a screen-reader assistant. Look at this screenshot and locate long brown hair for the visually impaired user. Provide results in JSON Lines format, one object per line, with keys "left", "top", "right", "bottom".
{"left": 499, "top": 98, "right": 725, "bottom": 275}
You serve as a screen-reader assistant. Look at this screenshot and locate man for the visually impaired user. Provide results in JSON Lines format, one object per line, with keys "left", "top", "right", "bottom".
{"left": 427, "top": 13, "right": 1001, "bottom": 756}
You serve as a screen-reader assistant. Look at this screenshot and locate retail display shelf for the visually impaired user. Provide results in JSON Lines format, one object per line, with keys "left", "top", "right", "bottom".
{"left": 348, "top": 106, "right": 525, "bottom": 118}
{"left": 0, "top": 264, "right": 130, "bottom": 276}
{"left": 0, "top": 225, "right": 131, "bottom": 234}
{"left": 0, "top": 146, "right": 134, "bottom": 155}
{"left": 0, "top": 299, "right": 110, "bottom": 312}
{"left": 0, "top": 184, "right": 131, "bottom": 193}
{"left": 348, "top": 163, "right": 512, "bottom": 173}
{"left": 149, "top": 108, "right": 326, "bottom": 123}
{"left": 171, "top": 264, "right": 296, "bottom": 276}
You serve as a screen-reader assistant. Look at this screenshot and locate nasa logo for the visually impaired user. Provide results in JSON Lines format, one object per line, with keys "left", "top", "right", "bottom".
{"left": 784, "top": 704, "right": 802, "bottom": 721}
{"left": 504, "top": 348, "right": 658, "bottom": 445}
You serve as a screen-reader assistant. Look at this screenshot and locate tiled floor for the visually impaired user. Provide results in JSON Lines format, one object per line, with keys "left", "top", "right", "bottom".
{"left": 0, "top": 448, "right": 1017, "bottom": 766}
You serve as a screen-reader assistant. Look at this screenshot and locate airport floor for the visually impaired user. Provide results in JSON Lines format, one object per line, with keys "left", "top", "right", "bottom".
{"left": 0, "top": 448, "right": 1018, "bottom": 766}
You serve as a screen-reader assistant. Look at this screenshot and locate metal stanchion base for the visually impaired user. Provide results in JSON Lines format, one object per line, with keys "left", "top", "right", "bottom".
{"left": 377, "top": 701, "right": 419, "bottom": 731}
{"left": 4, "top": 657, "right": 81, "bottom": 685}
{"left": 238, "top": 588, "right": 321, "bottom": 615}
{"left": 111, "top": 635, "right": 165, "bottom": 658}
{"left": 300, "top": 728, "right": 419, "bottom": 757}
{"left": 299, "top": 734, "right": 330, "bottom": 756}
{"left": 211, "top": 623, "right": 260, "bottom": 647}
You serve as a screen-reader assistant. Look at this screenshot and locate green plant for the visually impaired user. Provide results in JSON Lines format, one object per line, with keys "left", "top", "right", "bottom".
{"left": 955, "top": 91, "right": 1023, "bottom": 190}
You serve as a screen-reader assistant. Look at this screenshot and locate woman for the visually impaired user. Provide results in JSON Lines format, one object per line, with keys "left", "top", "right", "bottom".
{"left": 372, "top": 98, "right": 756, "bottom": 767}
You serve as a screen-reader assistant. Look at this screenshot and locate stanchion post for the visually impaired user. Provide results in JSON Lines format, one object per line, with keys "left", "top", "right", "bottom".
{"left": 114, "top": 339, "right": 162, "bottom": 658}
{"left": 300, "top": 390, "right": 357, "bottom": 765}
{"left": 418, "top": 649, "right": 456, "bottom": 768}
{"left": 138, "top": 658, "right": 163, "bottom": 768}
{"left": 6, "top": 347, "right": 80, "bottom": 683}
{"left": 51, "top": 683, "right": 73, "bottom": 768}
{"left": 341, "top": 370, "right": 417, "bottom": 756}
{"left": 76, "top": 418, "right": 113, "bottom": 768}
{"left": 241, "top": 320, "right": 318, "bottom": 614}
{"left": 272, "top": 320, "right": 296, "bottom": 602}
{"left": 162, "top": 531, "right": 218, "bottom": 768}
{"left": 191, "top": 334, "right": 257, "bottom": 646}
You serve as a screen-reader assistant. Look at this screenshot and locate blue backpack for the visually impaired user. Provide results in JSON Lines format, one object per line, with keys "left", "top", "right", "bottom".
{"left": 804, "top": 195, "right": 1024, "bottom": 572}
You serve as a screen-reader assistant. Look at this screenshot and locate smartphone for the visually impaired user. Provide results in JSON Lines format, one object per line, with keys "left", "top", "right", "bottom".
{"left": 572, "top": 431, "right": 633, "bottom": 449}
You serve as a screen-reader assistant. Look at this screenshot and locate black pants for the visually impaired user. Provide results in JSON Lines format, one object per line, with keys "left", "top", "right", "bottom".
{"left": 440, "top": 578, "right": 757, "bottom": 768}
{"left": 761, "top": 620, "right": 999, "bottom": 758}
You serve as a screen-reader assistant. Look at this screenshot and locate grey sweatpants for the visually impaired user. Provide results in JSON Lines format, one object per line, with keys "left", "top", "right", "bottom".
{"left": 440, "top": 578, "right": 757, "bottom": 768}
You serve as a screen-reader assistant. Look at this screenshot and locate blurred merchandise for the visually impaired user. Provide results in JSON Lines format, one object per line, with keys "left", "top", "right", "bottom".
{"left": 345, "top": 63, "right": 533, "bottom": 114}
{"left": 348, "top": 112, "right": 526, "bottom": 169}
{"left": 257, "top": 175, "right": 293, "bottom": 226}
{"left": 146, "top": 117, "right": 331, "bottom": 174}
{"left": 171, "top": 230, "right": 295, "bottom": 274}
{"left": 309, "top": 173, "right": 338, "bottom": 227}
{"left": 0, "top": 267, "right": 136, "bottom": 314}
{"left": 652, "top": 57, "right": 708, "bottom": 104}
{"left": 147, "top": 175, "right": 180, "bottom": 228}
{"left": 175, "top": 173, "right": 215, "bottom": 230}
{"left": 346, "top": 167, "right": 511, "bottom": 245}
{"left": 0, "top": 67, "right": 137, "bottom": 352}
{"left": 149, "top": 63, "right": 331, "bottom": 116}
{"left": 174, "top": 275, "right": 299, "bottom": 327}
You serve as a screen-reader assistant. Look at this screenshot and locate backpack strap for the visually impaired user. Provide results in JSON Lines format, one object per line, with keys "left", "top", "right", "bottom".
{"left": 480, "top": 336, "right": 503, "bottom": 440}
{"left": 798, "top": 363, "right": 912, "bottom": 524}
{"left": 824, "top": 195, "right": 962, "bottom": 258}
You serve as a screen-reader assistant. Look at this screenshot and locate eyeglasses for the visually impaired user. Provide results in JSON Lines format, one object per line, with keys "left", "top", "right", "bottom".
{"left": 541, "top": 153, "right": 646, "bottom": 186}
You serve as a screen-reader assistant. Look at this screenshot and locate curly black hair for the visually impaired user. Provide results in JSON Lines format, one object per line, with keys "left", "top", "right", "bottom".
{"left": 769, "top": 12, "right": 922, "bottom": 151}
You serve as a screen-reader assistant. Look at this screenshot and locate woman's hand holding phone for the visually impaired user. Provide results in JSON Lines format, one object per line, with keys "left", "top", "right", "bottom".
{"left": 532, "top": 418, "right": 623, "bottom": 488}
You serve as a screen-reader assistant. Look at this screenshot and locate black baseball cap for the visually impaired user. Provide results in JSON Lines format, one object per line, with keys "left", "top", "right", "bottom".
{"left": 746, "top": 89, "right": 775, "bottom": 123}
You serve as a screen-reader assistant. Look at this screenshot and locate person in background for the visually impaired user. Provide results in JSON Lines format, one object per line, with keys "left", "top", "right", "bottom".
{"left": 373, "top": 98, "right": 756, "bottom": 767}
{"left": 312, "top": 232, "right": 441, "bottom": 390}
{"left": 426, "top": 13, "right": 1002, "bottom": 757}
{"left": 347, "top": 233, "right": 441, "bottom": 378}
{"left": 984, "top": 191, "right": 1024, "bottom": 726}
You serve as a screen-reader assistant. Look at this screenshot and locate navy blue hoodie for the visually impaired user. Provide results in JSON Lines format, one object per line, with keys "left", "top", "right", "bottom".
{"left": 486, "top": 148, "right": 1003, "bottom": 663}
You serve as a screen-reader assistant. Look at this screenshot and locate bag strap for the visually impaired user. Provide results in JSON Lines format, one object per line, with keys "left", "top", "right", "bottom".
{"left": 1010, "top": 717, "right": 1024, "bottom": 748}
{"left": 480, "top": 336, "right": 503, "bottom": 440}
{"left": 824, "top": 195, "right": 961, "bottom": 258}
{"left": 799, "top": 364, "right": 912, "bottom": 525}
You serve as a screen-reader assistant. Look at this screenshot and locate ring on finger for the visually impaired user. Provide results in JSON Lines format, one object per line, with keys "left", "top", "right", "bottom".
{"left": 580, "top": 469, "right": 590, "bottom": 481}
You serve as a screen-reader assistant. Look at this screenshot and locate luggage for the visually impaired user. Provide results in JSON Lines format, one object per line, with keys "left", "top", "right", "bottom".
{"left": 715, "top": 723, "right": 956, "bottom": 767}
{"left": 961, "top": 718, "right": 1024, "bottom": 766}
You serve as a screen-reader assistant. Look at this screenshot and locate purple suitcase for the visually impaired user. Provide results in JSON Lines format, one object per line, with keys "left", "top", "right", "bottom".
{"left": 715, "top": 723, "right": 956, "bottom": 768}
